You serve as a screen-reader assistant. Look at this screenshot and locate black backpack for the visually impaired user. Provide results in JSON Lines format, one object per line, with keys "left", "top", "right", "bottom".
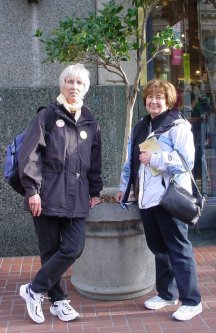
{"left": 4, "top": 104, "right": 56, "bottom": 196}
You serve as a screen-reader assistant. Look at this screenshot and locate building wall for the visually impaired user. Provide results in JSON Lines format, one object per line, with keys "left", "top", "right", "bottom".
{"left": 0, "top": 0, "right": 98, "bottom": 88}
{"left": 0, "top": 0, "right": 135, "bottom": 88}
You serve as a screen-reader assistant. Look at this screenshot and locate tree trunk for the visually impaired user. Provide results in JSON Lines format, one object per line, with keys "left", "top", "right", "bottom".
{"left": 121, "top": 85, "right": 139, "bottom": 167}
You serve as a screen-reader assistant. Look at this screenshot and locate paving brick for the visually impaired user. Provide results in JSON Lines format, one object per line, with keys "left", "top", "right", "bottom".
{"left": 1, "top": 235, "right": 216, "bottom": 332}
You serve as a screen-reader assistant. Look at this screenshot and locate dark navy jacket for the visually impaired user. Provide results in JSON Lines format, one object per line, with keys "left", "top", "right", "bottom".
{"left": 19, "top": 102, "right": 103, "bottom": 218}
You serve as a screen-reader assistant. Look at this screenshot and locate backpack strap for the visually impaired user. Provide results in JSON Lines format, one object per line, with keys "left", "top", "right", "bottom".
{"left": 37, "top": 103, "right": 56, "bottom": 138}
{"left": 45, "top": 104, "right": 57, "bottom": 137}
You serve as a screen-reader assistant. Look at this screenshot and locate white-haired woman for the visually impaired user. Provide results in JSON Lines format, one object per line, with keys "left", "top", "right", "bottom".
{"left": 19, "top": 64, "right": 103, "bottom": 324}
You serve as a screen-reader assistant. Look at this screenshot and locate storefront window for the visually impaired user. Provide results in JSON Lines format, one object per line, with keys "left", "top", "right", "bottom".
{"left": 149, "top": 0, "right": 216, "bottom": 197}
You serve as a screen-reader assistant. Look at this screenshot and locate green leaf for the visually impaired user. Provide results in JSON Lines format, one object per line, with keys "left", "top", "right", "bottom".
{"left": 35, "top": 1, "right": 181, "bottom": 73}
{"left": 34, "top": 29, "right": 43, "bottom": 38}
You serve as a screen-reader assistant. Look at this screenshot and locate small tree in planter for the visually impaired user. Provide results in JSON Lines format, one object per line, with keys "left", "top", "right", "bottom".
{"left": 35, "top": 0, "right": 181, "bottom": 167}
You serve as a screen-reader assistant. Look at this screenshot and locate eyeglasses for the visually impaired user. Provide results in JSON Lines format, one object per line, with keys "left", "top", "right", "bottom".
{"left": 147, "top": 95, "right": 165, "bottom": 101}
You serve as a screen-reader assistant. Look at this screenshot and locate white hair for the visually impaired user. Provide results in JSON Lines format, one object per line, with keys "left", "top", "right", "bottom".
{"left": 59, "top": 63, "right": 90, "bottom": 97}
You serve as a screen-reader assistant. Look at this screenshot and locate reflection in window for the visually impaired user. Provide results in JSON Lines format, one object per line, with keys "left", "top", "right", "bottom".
{"left": 149, "top": 0, "right": 216, "bottom": 197}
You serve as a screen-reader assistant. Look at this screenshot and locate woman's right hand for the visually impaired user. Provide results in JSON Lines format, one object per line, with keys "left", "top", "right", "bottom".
{"left": 29, "top": 194, "right": 42, "bottom": 217}
{"left": 116, "top": 191, "right": 124, "bottom": 203}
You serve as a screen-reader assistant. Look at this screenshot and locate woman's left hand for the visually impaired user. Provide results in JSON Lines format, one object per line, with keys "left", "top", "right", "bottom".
{"left": 89, "top": 196, "right": 101, "bottom": 208}
{"left": 139, "top": 150, "right": 152, "bottom": 165}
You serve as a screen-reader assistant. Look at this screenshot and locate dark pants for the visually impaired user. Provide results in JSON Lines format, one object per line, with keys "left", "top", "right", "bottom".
{"left": 140, "top": 205, "right": 201, "bottom": 306}
{"left": 31, "top": 215, "right": 85, "bottom": 303}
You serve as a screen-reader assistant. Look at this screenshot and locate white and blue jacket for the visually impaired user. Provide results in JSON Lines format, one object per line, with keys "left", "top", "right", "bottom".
{"left": 119, "top": 109, "right": 195, "bottom": 209}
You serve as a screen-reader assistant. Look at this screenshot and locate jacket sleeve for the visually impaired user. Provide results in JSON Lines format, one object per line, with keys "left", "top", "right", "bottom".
{"left": 18, "top": 112, "right": 46, "bottom": 197}
{"left": 88, "top": 123, "right": 103, "bottom": 197}
{"left": 118, "top": 136, "right": 132, "bottom": 193}
{"left": 150, "top": 121, "right": 195, "bottom": 174}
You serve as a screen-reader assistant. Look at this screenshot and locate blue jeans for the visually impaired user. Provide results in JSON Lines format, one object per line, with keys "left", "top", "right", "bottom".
{"left": 140, "top": 205, "right": 201, "bottom": 306}
{"left": 31, "top": 215, "right": 85, "bottom": 303}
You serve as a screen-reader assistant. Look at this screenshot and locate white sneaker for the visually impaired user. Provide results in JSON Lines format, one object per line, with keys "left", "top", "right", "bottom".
{"left": 144, "top": 296, "right": 178, "bottom": 310}
{"left": 50, "top": 300, "right": 79, "bottom": 322}
{"left": 20, "top": 283, "right": 45, "bottom": 324}
{"left": 172, "top": 302, "right": 202, "bottom": 321}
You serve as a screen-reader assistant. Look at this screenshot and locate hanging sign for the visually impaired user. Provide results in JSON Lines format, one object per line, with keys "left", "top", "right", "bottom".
{"left": 183, "top": 53, "right": 191, "bottom": 83}
{"left": 172, "top": 48, "right": 183, "bottom": 65}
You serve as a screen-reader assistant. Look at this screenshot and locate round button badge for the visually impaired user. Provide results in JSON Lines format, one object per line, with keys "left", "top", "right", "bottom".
{"left": 56, "top": 119, "right": 65, "bottom": 127}
{"left": 80, "top": 131, "right": 87, "bottom": 140}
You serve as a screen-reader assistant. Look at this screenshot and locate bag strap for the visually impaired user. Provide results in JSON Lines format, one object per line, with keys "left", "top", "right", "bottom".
{"left": 152, "top": 120, "right": 204, "bottom": 200}
{"left": 153, "top": 122, "right": 176, "bottom": 136}
{"left": 37, "top": 104, "right": 56, "bottom": 138}
{"left": 44, "top": 104, "right": 56, "bottom": 136}
{"left": 153, "top": 115, "right": 187, "bottom": 136}
{"left": 175, "top": 151, "right": 203, "bottom": 199}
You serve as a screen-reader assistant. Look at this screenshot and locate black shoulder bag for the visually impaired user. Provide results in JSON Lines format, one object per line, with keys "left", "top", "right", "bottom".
{"left": 160, "top": 151, "right": 206, "bottom": 226}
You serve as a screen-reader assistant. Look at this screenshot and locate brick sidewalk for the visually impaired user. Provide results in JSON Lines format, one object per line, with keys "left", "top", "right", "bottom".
{"left": 1, "top": 244, "right": 216, "bottom": 333}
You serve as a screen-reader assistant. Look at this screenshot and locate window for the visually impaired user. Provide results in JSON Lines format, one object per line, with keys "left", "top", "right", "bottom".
{"left": 149, "top": 0, "right": 216, "bottom": 197}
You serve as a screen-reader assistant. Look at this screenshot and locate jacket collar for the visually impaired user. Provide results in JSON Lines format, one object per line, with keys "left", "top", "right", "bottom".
{"left": 55, "top": 102, "right": 95, "bottom": 125}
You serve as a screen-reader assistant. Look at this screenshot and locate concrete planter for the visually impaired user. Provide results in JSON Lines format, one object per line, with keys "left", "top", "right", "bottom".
{"left": 71, "top": 191, "right": 155, "bottom": 300}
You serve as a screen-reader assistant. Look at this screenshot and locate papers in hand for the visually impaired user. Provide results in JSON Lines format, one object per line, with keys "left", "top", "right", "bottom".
{"left": 139, "top": 136, "right": 161, "bottom": 153}
{"left": 139, "top": 137, "right": 161, "bottom": 176}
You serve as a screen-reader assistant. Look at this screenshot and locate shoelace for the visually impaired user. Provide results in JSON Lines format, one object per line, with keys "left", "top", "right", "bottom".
{"left": 33, "top": 294, "right": 50, "bottom": 304}
{"left": 62, "top": 300, "right": 72, "bottom": 311}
